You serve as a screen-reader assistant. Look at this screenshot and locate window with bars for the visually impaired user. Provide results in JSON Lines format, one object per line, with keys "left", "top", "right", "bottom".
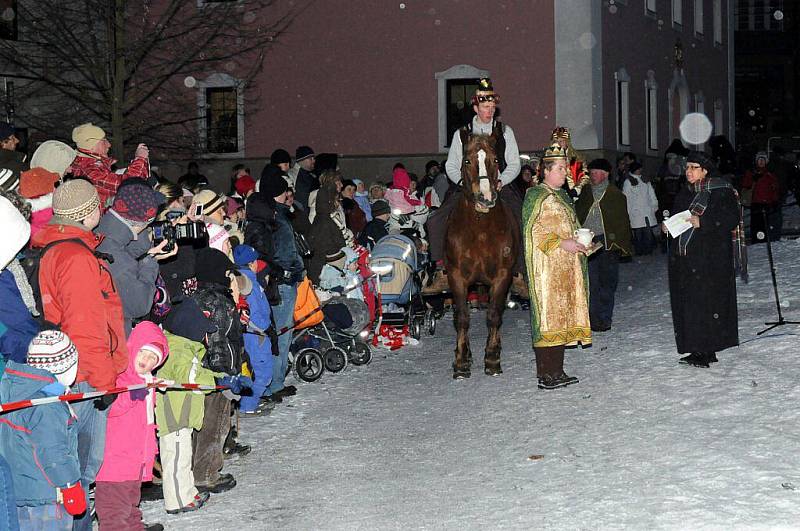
{"left": 673, "top": 0, "right": 683, "bottom": 27}
{"left": 445, "top": 79, "right": 479, "bottom": 146}
{"left": 646, "top": 85, "right": 658, "bottom": 151}
{"left": 694, "top": 0, "right": 704, "bottom": 35}
{"left": 0, "top": 0, "right": 17, "bottom": 41}
{"left": 205, "top": 87, "right": 238, "bottom": 153}
{"left": 735, "top": 0, "right": 784, "bottom": 31}
{"left": 616, "top": 69, "right": 631, "bottom": 147}
{"left": 646, "top": 0, "right": 657, "bottom": 16}
{"left": 713, "top": 0, "right": 723, "bottom": 43}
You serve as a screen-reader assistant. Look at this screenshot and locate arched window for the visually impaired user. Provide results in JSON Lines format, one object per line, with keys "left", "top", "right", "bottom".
{"left": 615, "top": 67, "right": 631, "bottom": 148}
{"left": 197, "top": 73, "right": 245, "bottom": 157}
{"left": 645, "top": 71, "right": 658, "bottom": 152}
{"left": 434, "top": 64, "right": 490, "bottom": 152}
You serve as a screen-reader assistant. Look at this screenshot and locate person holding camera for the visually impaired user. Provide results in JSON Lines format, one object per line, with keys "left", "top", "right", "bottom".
{"left": 95, "top": 180, "right": 178, "bottom": 334}
{"left": 69, "top": 123, "right": 150, "bottom": 211}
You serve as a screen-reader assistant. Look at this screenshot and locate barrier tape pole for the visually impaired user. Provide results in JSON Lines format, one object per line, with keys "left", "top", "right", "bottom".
{"left": 0, "top": 382, "right": 226, "bottom": 414}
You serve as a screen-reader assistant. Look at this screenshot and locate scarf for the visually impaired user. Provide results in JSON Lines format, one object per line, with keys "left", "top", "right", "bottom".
{"left": 677, "top": 178, "right": 748, "bottom": 283}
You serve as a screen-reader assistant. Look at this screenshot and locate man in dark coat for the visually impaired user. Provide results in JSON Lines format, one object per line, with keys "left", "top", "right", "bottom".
{"left": 667, "top": 152, "right": 741, "bottom": 368}
{"left": 575, "top": 158, "right": 633, "bottom": 332}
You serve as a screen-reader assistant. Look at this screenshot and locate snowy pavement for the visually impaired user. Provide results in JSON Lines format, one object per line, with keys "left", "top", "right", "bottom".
{"left": 143, "top": 239, "right": 800, "bottom": 530}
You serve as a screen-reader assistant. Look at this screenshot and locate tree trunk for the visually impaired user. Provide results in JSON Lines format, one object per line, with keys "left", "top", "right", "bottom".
{"left": 111, "top": 0, "right": 125, "bottom": 162}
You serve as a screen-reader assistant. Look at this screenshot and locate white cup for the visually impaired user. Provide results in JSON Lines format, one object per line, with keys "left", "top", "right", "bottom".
{"left": 574, "top": 228, "right": 594, "bottom": 247}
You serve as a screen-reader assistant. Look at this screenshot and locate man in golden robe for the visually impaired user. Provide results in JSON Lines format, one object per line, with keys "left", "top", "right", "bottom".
{"left": 522, "top": 142, "right": 591, "bottom": 389}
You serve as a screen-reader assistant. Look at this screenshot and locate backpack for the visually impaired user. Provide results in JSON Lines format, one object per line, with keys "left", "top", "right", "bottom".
{"left": 21, "top": 238, "right": 112, "bottom": 328}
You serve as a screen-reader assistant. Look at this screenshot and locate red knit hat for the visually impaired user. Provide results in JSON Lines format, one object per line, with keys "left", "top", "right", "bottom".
{"left": 19, "top": 168, "right": 60, "bottom": 199}
{"left": 234, "top": 174, "right": 256, "bottom": 197}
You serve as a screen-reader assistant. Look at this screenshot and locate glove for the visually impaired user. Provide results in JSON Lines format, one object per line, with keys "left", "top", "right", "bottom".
{"left": 93, "top": 393, "right": 117, "bottom": 411}
{"left": 130, "top": 387, "right": 148, "bottom": 401}
{"left": 217, "top": 375, "right": 254, "bottom": 395}
{"left": 59, "top": 482, "right": 87, "bottom": 516}
{"left": 267, "top": 326, "right": 279, "bottom": 357}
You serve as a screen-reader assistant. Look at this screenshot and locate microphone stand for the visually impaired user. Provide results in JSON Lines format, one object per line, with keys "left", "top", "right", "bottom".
{"left": 757, "top": 205, "right": 800, "bottom": 335}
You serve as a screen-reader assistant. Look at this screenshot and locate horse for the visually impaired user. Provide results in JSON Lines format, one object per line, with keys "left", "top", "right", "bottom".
{"left": 445, "top": 133, "right": 520, "bottom": 379}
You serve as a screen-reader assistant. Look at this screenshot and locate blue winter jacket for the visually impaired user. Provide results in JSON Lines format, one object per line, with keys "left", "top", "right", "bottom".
{"left": 0, "top": 269, "right": 39, "bottom": 364}
{"left": 239, "top": 268, "right": 273, "bottom": 358}
{"left": 273, "top": 203, "right": 304, "bottom": 283}
{"left": 0, "top": 362, "right": 80, "bottom": 506}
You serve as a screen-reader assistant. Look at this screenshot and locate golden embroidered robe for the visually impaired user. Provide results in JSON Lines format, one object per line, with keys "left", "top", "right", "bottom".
{"left": 522, "top": 184, "right": 592, "bottom": 347}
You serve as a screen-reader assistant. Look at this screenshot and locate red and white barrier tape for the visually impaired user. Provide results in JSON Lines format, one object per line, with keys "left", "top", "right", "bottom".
{"left": 0, "top": 382, "right": 225, "bottom": 414}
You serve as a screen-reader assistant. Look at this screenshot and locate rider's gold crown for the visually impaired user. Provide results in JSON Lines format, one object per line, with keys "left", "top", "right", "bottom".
{"left": 542, "top": 142, "right": 568, "bottom": 161}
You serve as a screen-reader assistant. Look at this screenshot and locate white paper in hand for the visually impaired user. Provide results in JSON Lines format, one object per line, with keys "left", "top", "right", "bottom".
{"left": 664, "top": 209, "right": 693, "bottom": 238}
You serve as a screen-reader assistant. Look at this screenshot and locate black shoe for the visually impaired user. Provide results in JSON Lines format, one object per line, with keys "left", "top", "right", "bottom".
{"left": 144, "top": 525, "right": 164, "bottom": 531}
{"left": 223, "top": 442, "right": 251, "bottom": 457}
{"left": 591, "top": 322, "right": 611, "bottom": 332}
{"left": 197, "top": 473, "right": 236, "bottom": 494}
{"left": 274, "top": 385, "right": 297, "bottom": 398}
{"left": 679, "top": 353, "right": 700, "bottom": 365}
{"left": 262, "top": 393, "right": 283, "bottom": 404}
{"left": 538, "top": 373, "right": 579, "bottom": 390}
{"left": 708, "top": 352, "right": 718, "bottom": 363}
{"left": 139, "top": 482, "right": 164, "bottom": 502}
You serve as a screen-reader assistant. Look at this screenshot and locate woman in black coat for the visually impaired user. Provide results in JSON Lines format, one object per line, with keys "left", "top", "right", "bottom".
{"left": 667, "top": 152, "right": 742, "bottom": 368}
{"left": 307, "top": 181, "right": 346, "bottom": 284}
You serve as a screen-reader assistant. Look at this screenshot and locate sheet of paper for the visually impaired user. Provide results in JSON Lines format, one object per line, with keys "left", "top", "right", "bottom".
{"left": 664, "top": 209, "right": 693, "bottom": 238}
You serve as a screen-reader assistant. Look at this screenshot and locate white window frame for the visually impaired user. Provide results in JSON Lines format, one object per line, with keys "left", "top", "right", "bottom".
{"left": 713, "top": 0, "right": 722, "bottom": 44}
{"left": 714, "top": 98, "right": 724, "bottom": 136}
{"left": 196, "top": 73, "right": 245, "bottom": 158}
{"left": 434, "top": 64, "right": 489, "bottom": 152}
{"left": 672, "top": 0, "right": 683, "bottom": 28}
{"left": 615, "top": 68, "right": 631, "bottom": 148}
{"left": 645, "top": 0, "right": 657, "bottom": 17}
{"left": 694, "top": 0, "right": 704, "bottom": 36}
{"left": 645, "top": 71, "right": 659, "bottom": 153}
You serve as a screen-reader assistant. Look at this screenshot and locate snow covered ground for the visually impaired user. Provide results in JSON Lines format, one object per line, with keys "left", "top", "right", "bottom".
{"left": 142, "top": 238, "right": 800, "bottom": 531}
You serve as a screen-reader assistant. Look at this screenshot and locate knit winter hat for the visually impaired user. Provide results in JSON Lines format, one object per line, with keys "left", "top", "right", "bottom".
{"left": 234, "top": 174, "right": 256, "bottom": 197}
{"left": 0, "top": 122, "right": 14, "bottom": 140}
{"left": 233, "top": 244, "right": 259, "bottom": 266}
{"left": 112, "top": 181, "right": 159, "bottom": 223}
{"left": 164, "top": 298, "right": 218, "bottom": 343}
{"left": 326, "top": 248, "right": 345, "bottom": 263}
{"left": 27, "top": 330, "right": 79, "bottom": 387}
{"left": 52, "top": 178, "right": 100, "bottom": 222}
{"left": 72, "top": 123, "right": 106, "bottom": 151}
{"left": 270, "top": 148, "right": 291, "bottom": 165}
{"left": 30, "top": 140, "right": 77, "bottom": 178}
{"left": 225, "top": 196, "right": 244, "bottom": 217}
{"left": 370, "top": 199, "right": 390, "bottom": 217}
{"left": 587, "top": 158, "right": 613, "bottom": 173}
{"left": 19, "top": 168, "right": 60, "bottom": 199}
{"left": 0, "top": 195, "right": 30, "bottom": 270}
{"left": 139, "top": 343, "right": 166, "bottom": 367}
{"left": 195, "top": 247, "right": 237, "bottom": 285}
{"left": 261, "top": 168, "right": 289, "bottom": 199}
{"left": 193, "top": 189, "right": 225, "bottom": 217}
{"left": 207, "top": 223, "right": 230, "bottom": 252}
{"left": 295, "top": 146, "right": 315, "bottom": 162}
{"left": 0, "top": 167, "right": 19, "bottom": 192}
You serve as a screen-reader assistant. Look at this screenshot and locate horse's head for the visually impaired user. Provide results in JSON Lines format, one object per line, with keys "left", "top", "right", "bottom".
{"left": 462, "top": 135, "right": 499, "bottom": 213}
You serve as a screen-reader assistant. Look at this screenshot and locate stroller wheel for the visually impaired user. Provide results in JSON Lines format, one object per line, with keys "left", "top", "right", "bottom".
{"left": 410, "top": 317, "right": 422, "bottom": 340}
{"left": 425, "top": 310, "right": 436, "bottom": 336}
{"left": 349, "top": 341, "right": 372, "bottom": 366}
{"left": 323, "top": 346, "right": 348, "bottom": 373}
{"left": 294, "top": 348, "right": 324, "bottom": 382}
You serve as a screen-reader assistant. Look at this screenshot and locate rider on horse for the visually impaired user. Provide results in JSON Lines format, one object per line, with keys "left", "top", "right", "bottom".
{"left": 425, "top": 78, "right": 526, "bottom": 295}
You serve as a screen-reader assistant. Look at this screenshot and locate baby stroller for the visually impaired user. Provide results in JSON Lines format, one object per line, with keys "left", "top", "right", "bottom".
{"left": 369, "top": 234, "right": 435, "bottom": 339}
{"left": 291, "top": 296, "right": 373, "bottom": 378}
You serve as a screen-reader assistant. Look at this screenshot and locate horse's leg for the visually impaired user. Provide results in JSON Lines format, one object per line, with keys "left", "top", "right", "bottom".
{"left": 484, "top": 274, "right": 511, "bottom": 376}
{"left": 450, "top": 272, "right": 472, "bottom": 379}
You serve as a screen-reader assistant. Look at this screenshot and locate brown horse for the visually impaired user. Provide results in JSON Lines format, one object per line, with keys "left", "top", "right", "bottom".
{"left": 445, "top": 134, "right": 520, "bottom": 379}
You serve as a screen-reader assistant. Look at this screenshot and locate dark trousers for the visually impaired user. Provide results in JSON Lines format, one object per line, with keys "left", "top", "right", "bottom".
{"left": 631, "top": 227, "right": 656, "bottom": 255}
{"left": 192, "top": 392, "right": 231, "bottom": 486}
{"left": 588, "top": 239, "right": 620, "bottom": 327}
{"left": 95, "top": 480, "right": 142, "bottom": 530}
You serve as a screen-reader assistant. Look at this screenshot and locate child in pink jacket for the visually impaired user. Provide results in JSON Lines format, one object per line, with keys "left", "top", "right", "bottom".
{"left": 95, "top": 321, "right": 169, "bottom": 530}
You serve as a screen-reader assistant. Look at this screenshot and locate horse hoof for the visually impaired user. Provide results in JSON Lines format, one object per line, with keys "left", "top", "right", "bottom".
{"left": 484, "top": 366, "right": 503, "bottom": 376}
{"left": 453, "top": 370, "right": 471, "bottom": 380}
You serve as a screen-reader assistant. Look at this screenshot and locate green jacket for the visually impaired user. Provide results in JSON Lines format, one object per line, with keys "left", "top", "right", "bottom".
{"left": 575, "top": 182, "right": 633, "bottom": 256}
{"left": 155, "top": 332, "right": 217, "bottom": 435}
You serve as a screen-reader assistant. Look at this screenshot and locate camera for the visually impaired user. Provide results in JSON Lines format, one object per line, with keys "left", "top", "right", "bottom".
{"left": 151, "top": 221, "right": 206, "bottom": 252}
